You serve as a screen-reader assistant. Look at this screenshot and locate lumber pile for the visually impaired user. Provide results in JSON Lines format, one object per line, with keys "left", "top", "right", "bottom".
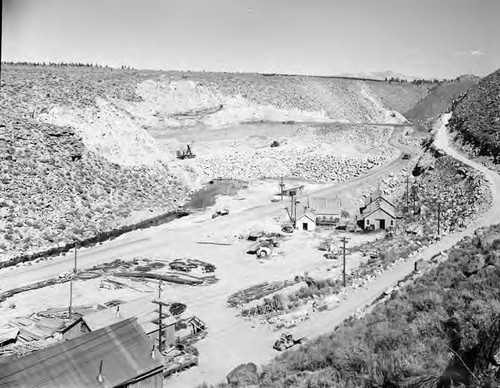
{"left": 0, "top": 337, "right": 59, "bottom": 358}
{"left": 227, "top": 280, "right": 297, "bottom": 308}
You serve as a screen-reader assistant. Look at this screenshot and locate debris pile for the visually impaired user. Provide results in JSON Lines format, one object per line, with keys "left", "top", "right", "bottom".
{"left": 227, "top": 280, "right": 299, "bottom": 308}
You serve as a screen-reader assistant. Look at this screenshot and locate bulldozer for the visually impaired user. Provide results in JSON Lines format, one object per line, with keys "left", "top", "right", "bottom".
{"left": 273, "top": 333, "right": 306, "bottom": 351}
{"left": 176, "top": 144, "right": 195, "bottom": 160}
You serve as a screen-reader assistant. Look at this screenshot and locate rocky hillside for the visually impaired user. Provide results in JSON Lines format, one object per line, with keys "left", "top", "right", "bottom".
{"left": 0, "top": 116, "right": 187, "bottom": 262}
{"left": 447, "top": 69, "right": 500, "bottom": 165}
{"left": 404, "top": 75, "right": 479, "bottom": 124}
{"left": 0, "top": 63, "right": 432, "bottom": 261}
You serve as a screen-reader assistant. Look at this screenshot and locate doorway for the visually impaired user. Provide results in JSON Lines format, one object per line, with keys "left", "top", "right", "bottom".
{"left": 303, "top": 223, "right": 308, "bottom": 231}
{"left": 377, "top": 219, "right": 386, "bottom": 229}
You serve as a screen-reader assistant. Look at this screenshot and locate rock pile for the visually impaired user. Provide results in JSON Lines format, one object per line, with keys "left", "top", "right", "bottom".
{"left": 0, "top": 117, "right": 188, "bottom": 262}
{"left": 187, "top": 148, "right": 390, "bottom": 182}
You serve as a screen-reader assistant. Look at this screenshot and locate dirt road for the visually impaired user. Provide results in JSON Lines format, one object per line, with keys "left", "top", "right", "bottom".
{"left": 0, "top": 125, "right": 411, "bottom": 291}
{"left": 295, "top": 113, "right": 500, "bottom": 348}
{"left": 1, "top": 116, "right": 497, "bottom": 387}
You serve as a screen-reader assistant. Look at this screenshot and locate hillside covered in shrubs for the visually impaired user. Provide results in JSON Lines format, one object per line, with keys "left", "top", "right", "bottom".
{"left": 208, "top": 225, "right": 500, "bottom": 388}
{"left": 404, "top": 75, "right": 479, "bottom": 124}
{"left": 448, "top": 69, "right": 500, "bottom": 165}
{"left": 0, "top": 63, "right": 437, "bottom": 262}
{"left": 0, "top": 115, "right": 188, "bottom": 262}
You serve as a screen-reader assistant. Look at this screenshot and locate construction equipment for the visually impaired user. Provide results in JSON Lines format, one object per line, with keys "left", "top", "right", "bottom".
{"left": 212, "top": 208, "right": 229, "bottom": 219}
{"left": 273, "top": 333, "right": 306, "bottom": 351}
{"left": 176, "top": 144, "right": 195, "bottom": 160}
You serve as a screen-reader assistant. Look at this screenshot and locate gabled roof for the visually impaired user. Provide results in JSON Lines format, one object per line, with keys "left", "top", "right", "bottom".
{"left": 364, "top": 191, "right": 395, "bottom": 208}
{"left": 0, "top": 318, "right": 164, "bottom": 388}
{"left": 297, "top": 212, "right": 316, "bottom": 223}
{"left": 83, "top": 295, "right": 157, "bottom": 333}
{"left": 361, "top": 198, "right": 396, "bottom": 219}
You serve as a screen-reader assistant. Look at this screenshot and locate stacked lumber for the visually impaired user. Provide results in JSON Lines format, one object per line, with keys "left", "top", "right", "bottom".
{"left": 0, "top": 337, "right": 58, "bottom": 358}
{"left": 227, "top": 280, "right": 297, "bottom": 307}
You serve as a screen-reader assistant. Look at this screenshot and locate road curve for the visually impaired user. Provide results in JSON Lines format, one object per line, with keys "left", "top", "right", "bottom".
{"left": 294, "top": 113, "right": 500, "bottom": 341}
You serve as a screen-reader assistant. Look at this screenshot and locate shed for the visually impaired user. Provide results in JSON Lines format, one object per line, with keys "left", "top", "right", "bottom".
{"left": 0, "top": 318, "right": 164, "bottom": 388}
{"left": 359, "top": 197, "right": 396, "bottom": 230}
{"left": 297, "top": 213, "right": 316, "bottom": 231}
{"left": 280, "top": 185, "right": 304, "bottom": 197}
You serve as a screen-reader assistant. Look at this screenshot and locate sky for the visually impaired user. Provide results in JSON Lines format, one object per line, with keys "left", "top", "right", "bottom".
{"left": 2, "top": 0, "right": 499, "bottom": 79}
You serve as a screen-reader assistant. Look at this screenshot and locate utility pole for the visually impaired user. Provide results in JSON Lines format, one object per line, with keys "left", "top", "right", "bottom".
{"left": 158, "top": 279, "right": 163, "bottom": 353}
{"left": 437, "top": 201, "right": 441, "bottom": 236}
{"left": 406, "top": 175, "right": 409, "bottom": 212}
{"left": 339, "top": 237, "right": 349, "bottom": 287}
{"left": 69, "top": 241, "right": 78, "bottom": 318}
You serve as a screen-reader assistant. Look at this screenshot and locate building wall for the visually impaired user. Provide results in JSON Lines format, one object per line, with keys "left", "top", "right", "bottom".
{"left": 364, "top": 209, "right": 395, "bottom": 230}
{"left": 298, "top": 217, "right": 316, "bottom": 231}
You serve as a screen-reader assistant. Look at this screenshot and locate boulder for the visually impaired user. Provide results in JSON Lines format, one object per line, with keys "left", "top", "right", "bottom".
{"left": 226, "top": 363, "right": 259, "bottom": 387}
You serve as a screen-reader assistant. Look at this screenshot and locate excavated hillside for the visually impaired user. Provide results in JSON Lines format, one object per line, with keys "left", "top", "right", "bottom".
{"left": 447, "top": 69, "right": 500, "bottom": 168}
{"left": 404, "top": 75, "right": 479, "bottom": 124}
{"left": 0, "top": 64, "right": 432, "bottom": 261}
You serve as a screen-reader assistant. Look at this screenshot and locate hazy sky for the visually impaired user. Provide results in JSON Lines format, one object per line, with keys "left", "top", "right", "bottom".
{"left": 2, "top": 0, "right": 499, "bottom": 78}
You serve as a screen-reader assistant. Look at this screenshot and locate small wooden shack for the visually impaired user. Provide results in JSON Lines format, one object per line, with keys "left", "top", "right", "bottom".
{"left": 297, "top": 213, "right": 316, "bottom": 231}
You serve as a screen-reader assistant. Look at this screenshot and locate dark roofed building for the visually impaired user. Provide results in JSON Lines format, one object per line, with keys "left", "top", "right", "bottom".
{"left": 0, "top": 318, "right": 164, "bottom": 388}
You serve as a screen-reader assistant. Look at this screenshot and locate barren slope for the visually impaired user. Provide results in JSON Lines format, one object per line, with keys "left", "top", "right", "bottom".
{"left": 0, "top": 64, "right": 431, "bottom": 261}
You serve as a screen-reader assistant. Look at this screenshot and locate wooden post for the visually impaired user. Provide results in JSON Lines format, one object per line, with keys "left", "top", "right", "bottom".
{"left": 74, "top": 242, "right": 78, "bottom": 273}
{"left": 340, "top": 237, "right": 349, "bottom": 287}
{"left": 279, "top": 177, "right": 285, "bottom": 201}
{"left": 158, "top": 279, "right": 163, "bottom": 353}
{"left": 437, "top": 201, "right": 441, "bottom": 236}
{"left": 406, "top": 175, "right": 409, "bottom": 212}
{"left": 69, "top": 279, "right": 73, "bottom": 318}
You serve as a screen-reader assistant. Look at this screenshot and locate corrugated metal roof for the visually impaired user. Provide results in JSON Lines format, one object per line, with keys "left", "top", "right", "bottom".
{"left": 82, "top": 296, "right": 160, "bottom": 334}
{"left": 0, "top": 318, "right": 164, "bottom": 388}
{"left": 83, "top": 310, "right": 122, "bottom": 332}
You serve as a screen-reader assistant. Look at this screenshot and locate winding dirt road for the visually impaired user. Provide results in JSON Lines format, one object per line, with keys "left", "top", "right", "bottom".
{"left": 0, "top": 115, "right": 498, "bottom": 387}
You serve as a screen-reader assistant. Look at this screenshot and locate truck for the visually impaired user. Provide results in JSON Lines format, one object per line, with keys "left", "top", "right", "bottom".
{"left": 273, "top": 333, "right": 307, "bottom": 351}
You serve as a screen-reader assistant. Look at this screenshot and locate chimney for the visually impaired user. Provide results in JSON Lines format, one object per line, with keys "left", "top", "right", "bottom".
{"left": 116, "top": 305, "right": 120, "bottom": 317}
{"left": 97, "top": 360, "right": 104, "bottom": 383}
{"left": 151, "top": 345, "right": 156, "bottom": 359}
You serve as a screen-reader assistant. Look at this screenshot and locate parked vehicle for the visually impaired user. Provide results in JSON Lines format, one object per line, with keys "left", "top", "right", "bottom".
{"left": 273, "top": 333, "right": 306, "bottom": 351}
{"left": 212, "top": 208, "right": 230, "bottom": 219}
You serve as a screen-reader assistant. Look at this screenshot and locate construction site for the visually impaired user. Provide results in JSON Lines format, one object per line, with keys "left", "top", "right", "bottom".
{"left": 0, "top": 55, "right": 495, "bottom": 386}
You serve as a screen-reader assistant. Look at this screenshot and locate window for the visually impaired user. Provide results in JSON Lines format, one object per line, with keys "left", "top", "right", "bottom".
{"left": 391, "top": 220, "right": 394, "bottom": 225}
{"left": 366, "top": 219, "right": 370, "bottom": 224}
